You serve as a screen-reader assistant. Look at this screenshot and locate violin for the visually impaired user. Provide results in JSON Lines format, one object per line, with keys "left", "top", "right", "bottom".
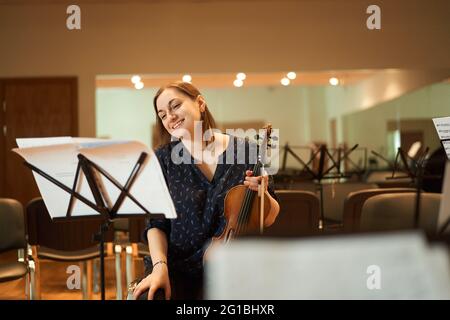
{"left": 205, "top": 125, "right": 273, "bottom": 258}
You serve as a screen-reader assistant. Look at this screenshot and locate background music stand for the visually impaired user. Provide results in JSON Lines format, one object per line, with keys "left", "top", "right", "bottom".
{"left": 23, "top": 151, "right": 164, "bottom": 300}
{"left": 295, "top": 145, "right": 360, "bottom": 228}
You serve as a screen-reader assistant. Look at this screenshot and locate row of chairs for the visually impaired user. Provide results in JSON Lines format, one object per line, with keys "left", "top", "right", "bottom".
{"left": 267, "top": 188, "right": 442, "bottom": 235}
{"left": 272, "top": 182, "right": 420, "bottom": 222}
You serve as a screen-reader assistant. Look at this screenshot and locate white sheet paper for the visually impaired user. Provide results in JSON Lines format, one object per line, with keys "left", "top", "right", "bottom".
{"left": 79, "top": 141, "right": 177, "bottom": 217}
{"left": 13, "top": 137, "right": 177, "bottom": 219}
{"left": 432, "top": 116, "right": 450, "bottom": 140}
{"left": 442, "top": 140, "right": 450, "bottom": 160}
{"left": 16, "top": 136, "right": 73, "bottom": 148}
{"left": 205, "top": 232, "right": 450, "bottom": 299}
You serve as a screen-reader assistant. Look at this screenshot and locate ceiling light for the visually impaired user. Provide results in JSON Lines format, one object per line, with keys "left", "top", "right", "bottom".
{"left": 281, "top": 77, "right": 290, "bottom": 86}
{"left": 329, "top": 77, "right": 339, "bottom": 86}
{"left": 287, "top": 72, "right": 296, "bottom": 80}
{"left": 135, "top": 81, "right": 144, "bottom": 90}
{"left": 236, "top": 73, "right": 246, "bottom": 81}
{"left": 233, "top": 79, "right": 243, "bottom": 87}
{"left": 182, "top": 74, "right": 192, "bottom": 83}
{"left": 131, "top": 75, "right": 141, "bottom": 84}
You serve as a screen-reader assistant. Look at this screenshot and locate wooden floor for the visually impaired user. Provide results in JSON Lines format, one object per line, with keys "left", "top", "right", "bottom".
{"left": 0, "top": 250, "right": 145, "bottom": 300}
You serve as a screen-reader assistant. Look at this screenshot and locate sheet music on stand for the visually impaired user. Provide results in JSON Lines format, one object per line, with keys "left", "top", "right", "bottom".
{"left": 13, "top": 137, "right": 177, "bottom": 220}
{"left": 432, "top": 116, "right": 450, "bottom": 160}
{"left": 13, "top": 137, "right": 177, "bottom": 300}
{"left": 438, "top": 161, "right": 450, "bottom": 234}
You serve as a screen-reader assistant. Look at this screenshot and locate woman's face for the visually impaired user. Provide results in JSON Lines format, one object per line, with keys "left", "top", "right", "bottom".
{"left": 155, "top": 88, "right": 204, "bottom": 140}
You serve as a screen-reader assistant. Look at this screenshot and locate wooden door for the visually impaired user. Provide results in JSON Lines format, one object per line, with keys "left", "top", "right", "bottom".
{"left": 0, "top": 78, "right": 78, "bottom": 206}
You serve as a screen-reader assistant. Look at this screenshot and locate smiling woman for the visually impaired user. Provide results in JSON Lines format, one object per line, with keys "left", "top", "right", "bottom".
{"left": 153, "top": 82, "right": 217, "bottom": 148}
{"left": 131, "top": 81, "right": 280, "bottom": 300}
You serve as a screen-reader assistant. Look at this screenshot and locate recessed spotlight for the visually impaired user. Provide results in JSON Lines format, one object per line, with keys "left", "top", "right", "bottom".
{"left": 329, "top": 77, "right": 339, "bottom": 86}
{"left": 236, "top": 73, "right": 246, "bottom": 81}
{"left": 135, "top": 81, "right": 144, "bottom": 90}
{"left": 233, "top": 79, "right": 244, "bottom": 87}
{"left": 131, "top": 75, "right": 141, "bottom": 84}
{"left": 281, "top": 77, "right": 290, "bottom": 86}
{"left": 287, "top": 72, "right": 296, "bottom": 80}
{"left": 182, "top": 74, "right": 192, "bottom": 83}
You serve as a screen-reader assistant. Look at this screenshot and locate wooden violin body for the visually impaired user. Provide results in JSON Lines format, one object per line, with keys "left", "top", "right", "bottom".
{"left": 204, "top": 124, "right": 274, "bottom": 262}
{"left": 220, "top": 185, "right": 271, "bottom": 241}
{"left": 203, "top": 185, "right": 271, "bottom": 262}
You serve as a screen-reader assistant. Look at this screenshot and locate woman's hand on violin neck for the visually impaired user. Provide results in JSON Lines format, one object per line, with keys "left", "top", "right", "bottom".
{"left": 132, "top": 263, "right": 171, "bottom": 300}
{"left": 244, "top": 170, "right": 268, "bottom": 192}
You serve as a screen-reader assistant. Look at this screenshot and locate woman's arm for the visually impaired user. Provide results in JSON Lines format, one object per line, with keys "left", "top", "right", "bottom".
{"left": 132, "top": 228, "right": 171, "bottom": 300}
{"left": 147, "top": 228, "right": 168, "bottom": 266}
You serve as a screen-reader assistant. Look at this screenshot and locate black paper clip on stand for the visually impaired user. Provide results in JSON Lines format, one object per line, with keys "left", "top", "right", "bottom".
{"left": 24, "top": 151, "right": 163, "bottom": 300}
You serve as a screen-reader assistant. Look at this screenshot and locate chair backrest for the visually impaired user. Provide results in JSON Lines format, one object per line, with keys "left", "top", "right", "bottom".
{"left": 360, "top": 192, "right": 441, "bottom": 233}
{"left": 263, "top": 190, "right": 320, "bottom": 237}
{"left": 0, "top": 198, "right": 27, "bottom": 254}
{"left": 343, "top": 188, "right": 417, "bottom": 232}
{"left": 286, "top": 182, "right": 317, "bottom": 193}
{"left": 26, "top": 198, "right": 114, "bottom": 251}
{"left": 321, "top": 182, "right": 378, "bottom": 222}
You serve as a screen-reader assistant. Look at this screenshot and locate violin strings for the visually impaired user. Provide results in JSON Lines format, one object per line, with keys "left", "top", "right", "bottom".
{"left": 236, "top": 163, "right": 258, "bottom": 234}
{"left": 235, "top": 161, "right": 261, "bottom": 236}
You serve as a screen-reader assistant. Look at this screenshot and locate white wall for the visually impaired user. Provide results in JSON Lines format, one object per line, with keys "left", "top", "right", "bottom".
{"left": 342, "top": 82, "right": 450, "bottom": 155}
{"left": 96, "top": 88, "right": 157, "bottom": 145}
{"left": 2, "top": 0, "right": 449, "bottom": 136}
{"left": 96, "top": 85, "right": 330, "bottom": 151}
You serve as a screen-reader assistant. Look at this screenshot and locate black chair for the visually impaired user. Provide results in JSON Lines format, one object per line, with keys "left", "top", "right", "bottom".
{"left": 25, "top": 197, "right": 119, "bottom": 299}
{"left": 0, "top": 198, "right": 35, "bottom": 299}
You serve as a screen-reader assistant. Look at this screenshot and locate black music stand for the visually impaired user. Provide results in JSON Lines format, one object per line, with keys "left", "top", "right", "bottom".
{"left": 23, "top": 152, "right": 164, "bottom": 300}
{"left": 301, "top": 145, "right": 360, "bottom": 228}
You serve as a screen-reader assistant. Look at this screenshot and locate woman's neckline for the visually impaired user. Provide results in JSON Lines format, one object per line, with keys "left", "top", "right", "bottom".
{"left": 180, "top": 133, "right": 233, "bottom": 164}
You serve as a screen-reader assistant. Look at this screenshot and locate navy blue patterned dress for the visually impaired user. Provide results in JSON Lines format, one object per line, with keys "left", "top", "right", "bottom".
{"left": 143, "top": 135, "right": 276, "bottom": 279}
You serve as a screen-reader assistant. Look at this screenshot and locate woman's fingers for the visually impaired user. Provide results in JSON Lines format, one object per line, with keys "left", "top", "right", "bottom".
{"left": 244, "top": 175, "right": 268, "bottom": 191}
{"left": 133, "top": 281, "right": 147, "bottom": 300}
{"left": 165, "top": 284, "right": 172, "bottom": 300}
{"left": 147, "top": 286, "right": 157, "bottom": 300}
